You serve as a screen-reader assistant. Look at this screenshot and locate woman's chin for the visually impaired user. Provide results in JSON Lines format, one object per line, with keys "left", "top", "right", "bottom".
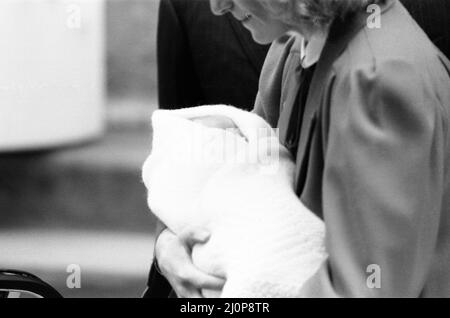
{"left": 249, "top": 30, "right": 276, "bottom": 45}
{"left": 247, "top": 27, "right": 285, "bottom": 45}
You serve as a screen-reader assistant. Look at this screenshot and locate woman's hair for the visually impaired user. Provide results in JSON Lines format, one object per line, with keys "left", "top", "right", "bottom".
{"left": 261, "top": 0, "right": 386, "bottom": 31}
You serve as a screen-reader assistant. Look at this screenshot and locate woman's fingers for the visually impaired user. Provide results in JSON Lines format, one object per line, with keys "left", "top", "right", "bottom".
{"left": 174, "top": 265, "right": 225, "bottom": 298}
{"left": 161, "top": 248, "right": 206, "bottom": 298}
{"left": 179, "top": 227, "right": 211, "bottom": 247}
{"left": 175, "top": 285, "right": 203, "bottom": 298}
{"left": 156, "top": 228, "right": 225, "bottom": 298}
{"left": 182, "top": 265, "right": 226, "bottom": 290}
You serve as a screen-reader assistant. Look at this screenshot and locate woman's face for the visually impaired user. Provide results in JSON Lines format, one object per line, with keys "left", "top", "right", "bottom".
{"left": 209, "top": 0, "right": 290, "bottom": 44}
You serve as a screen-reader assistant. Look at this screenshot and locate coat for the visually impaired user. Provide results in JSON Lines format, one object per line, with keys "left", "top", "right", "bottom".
{"left": 254, "top": 0, "right": 450, "bottom": 297}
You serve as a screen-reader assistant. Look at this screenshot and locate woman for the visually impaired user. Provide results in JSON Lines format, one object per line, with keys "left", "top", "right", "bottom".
{"left": 153, "top": 0, "right": 450, "bottom": 297}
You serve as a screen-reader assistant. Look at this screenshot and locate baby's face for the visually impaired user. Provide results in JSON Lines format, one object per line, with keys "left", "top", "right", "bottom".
{"left": 192, "top": 115, "right": 236, "bottom": 129}
{"left": 192, "top": 115, "right": 244, "bottom": 138}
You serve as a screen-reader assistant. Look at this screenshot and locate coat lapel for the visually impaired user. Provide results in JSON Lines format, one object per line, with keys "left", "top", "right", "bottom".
{"left": 277, "top": 35, "right": 303, "bottom": 147}
{"left": 292, "top": 0, "right": 397, "bottom": 193}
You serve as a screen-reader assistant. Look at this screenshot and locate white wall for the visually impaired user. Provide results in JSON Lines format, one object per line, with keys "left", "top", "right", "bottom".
{"left": 0, "top": 0, "right": 105, "bottom": 151}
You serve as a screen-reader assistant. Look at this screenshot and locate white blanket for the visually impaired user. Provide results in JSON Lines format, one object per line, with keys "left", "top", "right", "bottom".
{"left": 142, "top": 105, "right": 327, "bottom": 298}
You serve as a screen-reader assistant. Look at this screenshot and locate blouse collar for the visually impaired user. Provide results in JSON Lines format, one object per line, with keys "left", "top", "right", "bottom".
{"left": 300, "top": 26, "right": 330, "bottom": 68}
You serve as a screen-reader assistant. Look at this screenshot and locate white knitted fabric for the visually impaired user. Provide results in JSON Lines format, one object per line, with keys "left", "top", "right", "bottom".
{"left": 142, "top": 105, "right": 327, "bottom": 298}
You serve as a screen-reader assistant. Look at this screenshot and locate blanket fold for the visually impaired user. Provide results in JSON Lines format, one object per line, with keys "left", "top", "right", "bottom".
{"left": 142, "top": 105, "right": 327, "bottom": 298}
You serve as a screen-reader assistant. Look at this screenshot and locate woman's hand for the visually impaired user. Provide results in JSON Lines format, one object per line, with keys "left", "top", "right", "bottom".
{"left": 155, "top": 227, "right": 225, "bottom": 298}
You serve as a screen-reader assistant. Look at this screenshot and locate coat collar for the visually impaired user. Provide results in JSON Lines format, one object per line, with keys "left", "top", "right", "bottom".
{"left": 287, "top": 0, "right": 397, "bottom": 192}
{"left": 300, "top": 27, "right": 329, "bottom": 68}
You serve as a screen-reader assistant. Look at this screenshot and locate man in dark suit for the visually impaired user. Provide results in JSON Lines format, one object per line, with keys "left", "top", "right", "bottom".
{"left": 144, "top": 0, "right": 269, "bottom": 298}
{"left": 156, "top": 0, "right": 269, "bottom": 111}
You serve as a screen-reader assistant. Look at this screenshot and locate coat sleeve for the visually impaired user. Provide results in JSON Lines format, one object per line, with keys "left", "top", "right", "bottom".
{"left": 299, "top": 59, "right": 447, "bottom": 297}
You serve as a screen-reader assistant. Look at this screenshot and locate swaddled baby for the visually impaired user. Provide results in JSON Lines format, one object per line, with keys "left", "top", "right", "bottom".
{"left": 142, "top": 105, "right": 327, "bottom": 298}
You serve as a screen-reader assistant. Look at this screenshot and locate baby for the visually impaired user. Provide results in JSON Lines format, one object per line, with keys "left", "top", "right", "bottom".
{"left": 142, "top": 105, "right": 327, "bottom": 297}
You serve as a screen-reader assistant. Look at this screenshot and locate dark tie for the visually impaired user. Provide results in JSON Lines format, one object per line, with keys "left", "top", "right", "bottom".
{"left": 278, "top": 64, "right": 317, "bottom": 159}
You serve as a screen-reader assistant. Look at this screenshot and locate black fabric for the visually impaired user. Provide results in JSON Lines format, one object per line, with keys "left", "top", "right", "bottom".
{"left": 142, "top": 261, "right": 172, "bottom": 298}
{"left": 282, "top": 65, "right": 317, "bottom": 159}
{"left": 157, "top": 0, "right": 269, "bottom": 111}
{"left": 0, "top": 270, "right": 62, "bottom": 298}
{"left": 145, "top": 0, "right": 268, "bottom": 298}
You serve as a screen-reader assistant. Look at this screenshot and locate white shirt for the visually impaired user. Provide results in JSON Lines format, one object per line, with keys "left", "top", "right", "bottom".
{"left": 300, "top": 27, "right": 329, "bottom": 68}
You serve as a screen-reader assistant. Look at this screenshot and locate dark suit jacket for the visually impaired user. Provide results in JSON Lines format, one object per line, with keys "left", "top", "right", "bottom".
{"left": 254, "top": 0, "right": 450, "bottom": 297}
{"left": 157, "top": 0, "right": 269, "bottom": 110}
{"left": 145, "top": 0, "right": 269, "bottom": 298}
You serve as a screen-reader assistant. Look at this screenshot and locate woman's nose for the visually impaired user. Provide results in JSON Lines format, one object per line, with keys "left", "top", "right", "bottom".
{"left": 210, "top": 0, "right": 234, "bottom": 16}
